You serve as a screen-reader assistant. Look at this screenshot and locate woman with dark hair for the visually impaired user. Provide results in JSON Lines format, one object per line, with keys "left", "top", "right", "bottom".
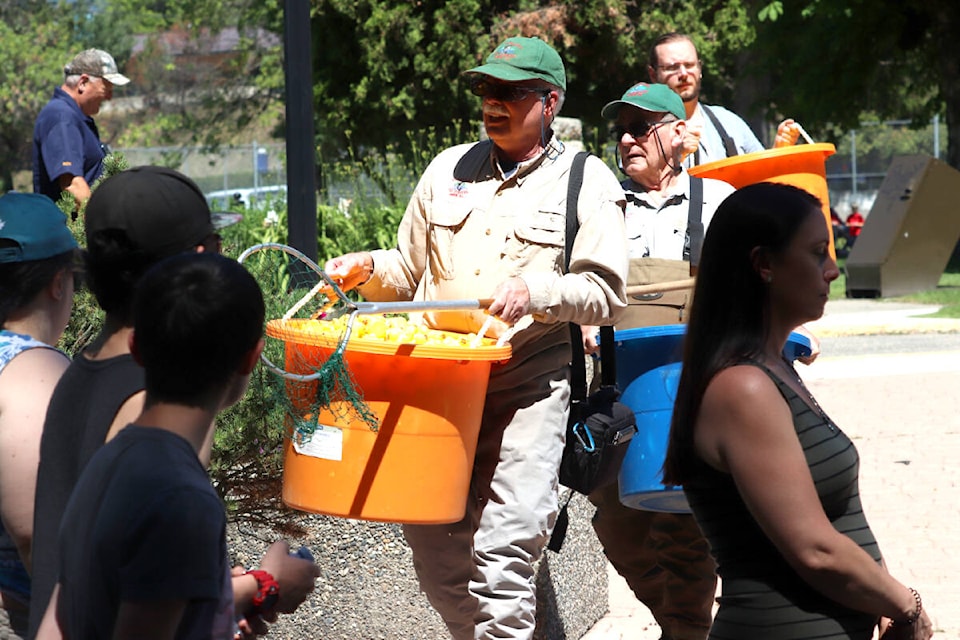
{"left": 0, "top": 193, "right": 77, "bottom": 637}
{"left": 663, "top": 183, "right": 933, "bottom": 639}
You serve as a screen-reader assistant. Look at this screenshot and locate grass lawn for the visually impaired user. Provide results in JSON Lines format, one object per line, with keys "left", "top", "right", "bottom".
{"left": 831, "top": 258, "right": 960, "bottom": 319}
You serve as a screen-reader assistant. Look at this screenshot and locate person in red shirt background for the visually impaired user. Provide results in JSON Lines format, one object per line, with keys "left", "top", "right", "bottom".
{"left": 846, "top": 204, "right": 865, "bottom": 239}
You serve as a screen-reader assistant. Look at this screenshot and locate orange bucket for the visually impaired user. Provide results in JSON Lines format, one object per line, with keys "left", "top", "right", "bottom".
{"left": 688, "top": 143, "right": 838, "bottom": 257}
{"left": 266, "top": 318, "right": 511, "bottom": 524}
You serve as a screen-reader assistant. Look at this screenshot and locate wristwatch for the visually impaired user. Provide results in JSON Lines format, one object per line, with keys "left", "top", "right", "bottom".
{"left": 246, "top": 569, "right": 280, "bottom": 613}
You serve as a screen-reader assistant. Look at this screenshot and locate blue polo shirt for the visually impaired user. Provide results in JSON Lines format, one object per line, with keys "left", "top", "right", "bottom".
{"left": 32, "top": 87, "right": 105, "bottom": 201}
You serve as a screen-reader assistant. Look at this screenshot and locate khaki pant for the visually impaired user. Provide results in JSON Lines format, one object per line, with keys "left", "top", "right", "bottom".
{"left": 589, "top": 483, "right": 716, "bottom": 640}
{"left": 403, "top": 341, "right": 570, "bottom": 640}
{"left": 592, "top": 257, "right": 716, "bottom": 640}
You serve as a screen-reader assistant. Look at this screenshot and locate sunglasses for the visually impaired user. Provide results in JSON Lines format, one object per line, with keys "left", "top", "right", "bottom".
{"left": 612, "top": 119, "right": 674, "bottom": 141}
{"left": 469, "top": 78, "right": 550, "bottom": 103}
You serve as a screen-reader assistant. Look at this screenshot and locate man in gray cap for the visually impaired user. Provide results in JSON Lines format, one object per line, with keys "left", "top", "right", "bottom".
{"left": 324, "top": 36, "right": 628, "bottom": 639}
{"left": 32, "top": 49, "right": 130, "bottom": 207}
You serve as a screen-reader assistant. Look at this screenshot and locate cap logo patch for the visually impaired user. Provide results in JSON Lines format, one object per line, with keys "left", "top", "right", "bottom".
{"left": 626, "top": 84, "right": 650, "bottom": 97}
{"left": 492, "top": 43, "right": 521, "bottom": 60}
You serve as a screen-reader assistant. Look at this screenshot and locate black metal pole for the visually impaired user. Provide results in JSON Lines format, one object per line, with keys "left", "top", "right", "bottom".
{"left": 283, "top": 0, "right": 318, "bottom": 262}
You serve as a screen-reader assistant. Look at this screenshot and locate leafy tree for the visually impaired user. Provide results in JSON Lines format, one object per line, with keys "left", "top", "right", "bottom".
{"left": 751, "top": 0, "right": 960, "bottom": 168}
{"left": 0, "top": 4, "right": 74, "bottom": 191}
{"left": 308, "top": 0, "right": 492, "bottom": 160}
{"left": 304, "top": 0, "right": 761, "bottom": 160}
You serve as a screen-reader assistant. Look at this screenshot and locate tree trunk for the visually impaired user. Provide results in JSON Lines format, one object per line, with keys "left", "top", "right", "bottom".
{"left": 932, "top": 2, "right": 960, "bottom": 169}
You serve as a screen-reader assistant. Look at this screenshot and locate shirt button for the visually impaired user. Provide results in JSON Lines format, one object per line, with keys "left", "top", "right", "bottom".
{"left": 485, "top": 229, "right": 491, "bottom": 235}
{"left": 475, "top": 269, "right": 481, "bottom": 276}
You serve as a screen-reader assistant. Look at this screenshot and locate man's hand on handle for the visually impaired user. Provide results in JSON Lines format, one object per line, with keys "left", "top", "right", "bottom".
{"left": 324, "top": 252, "right": 374, "bottom": 292}
{"left": 487, "top": 277, "right": 531, "bottom": 325}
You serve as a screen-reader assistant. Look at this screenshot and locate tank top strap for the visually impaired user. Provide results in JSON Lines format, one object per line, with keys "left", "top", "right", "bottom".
{"left": 0, "top": 330, "right": 58, "bottom": 374}
{"left": 735, "top": 357, "right": 801, "bottom": 405}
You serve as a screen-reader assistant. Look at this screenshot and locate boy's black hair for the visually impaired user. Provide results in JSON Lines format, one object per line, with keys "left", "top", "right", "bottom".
{"left": 133, "top": 253, "right": 264, "bottom": 408}
{"left": 84, "top": 229, "right": 156, "bottom": 324}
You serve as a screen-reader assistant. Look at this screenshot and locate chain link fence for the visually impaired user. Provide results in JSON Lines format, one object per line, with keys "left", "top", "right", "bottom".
{"left": 825, "top": 115, "right": 947, "bottom": 217}
{"left": 111, "top": 115, "right": 948, "bottom": 219}
{"left": 113, "top": 141, "right": 288, "bottom": 200}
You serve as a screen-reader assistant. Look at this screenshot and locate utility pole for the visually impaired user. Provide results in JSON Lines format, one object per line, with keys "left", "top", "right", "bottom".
{"left": 283, "top": 0, "right": 318, "bottom": 262}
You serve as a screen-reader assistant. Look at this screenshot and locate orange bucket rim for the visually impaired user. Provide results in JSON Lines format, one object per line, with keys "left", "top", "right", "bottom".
{"left": 688, "top": 142, "right": 836, "bottom": 177}
{"left": 266, "top": 318, "right": 512, "bottom": 362}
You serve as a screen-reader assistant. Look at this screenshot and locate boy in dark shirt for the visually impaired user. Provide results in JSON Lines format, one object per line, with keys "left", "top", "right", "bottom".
{"left": 37, "top": 253, "right": 303, "bottom": 639}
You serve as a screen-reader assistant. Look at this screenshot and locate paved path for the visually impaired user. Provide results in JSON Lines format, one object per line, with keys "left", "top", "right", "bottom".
{"left": 581, "top": 301, "right": 960, "bottom": 639}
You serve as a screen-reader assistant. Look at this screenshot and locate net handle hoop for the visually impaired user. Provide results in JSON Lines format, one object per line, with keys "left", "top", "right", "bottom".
{"left": 237, "top": 243, "right": 345, "bottom": 381}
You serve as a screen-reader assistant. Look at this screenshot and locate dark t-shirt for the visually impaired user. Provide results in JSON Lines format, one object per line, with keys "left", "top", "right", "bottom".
{"left": 29, "top": 353, "right": 144, "bottom": 637}
{"left": 32, "top": 87, "right": 106, "bottom": 200}
{"left": 56, "top": 426, "right": 234, "bottom": 639}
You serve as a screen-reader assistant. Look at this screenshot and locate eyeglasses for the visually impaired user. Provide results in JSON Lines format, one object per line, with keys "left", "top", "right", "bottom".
{"left": 469, "top": 78, "right": 550, "bottom": 102}
{"left": 657, "top": 61, "right": 701, "bottom": 76}
{"left": 612, "top": 119, "right": 675, "bottom": 141}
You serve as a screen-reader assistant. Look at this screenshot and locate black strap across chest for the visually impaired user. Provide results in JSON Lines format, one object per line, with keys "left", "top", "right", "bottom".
{"left": 564, "top": 151, "right": 616, "bottom": 400}
{"left": 693, "top": 104, "right": 738, "bottom": 166}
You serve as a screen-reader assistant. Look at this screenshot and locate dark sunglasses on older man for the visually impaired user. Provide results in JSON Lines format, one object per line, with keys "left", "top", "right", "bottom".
{"left": 612, "top": 119, "right": 675, "bottom": 141}
{"left": 469, "top": 77, "right": 551, "bottom": 103}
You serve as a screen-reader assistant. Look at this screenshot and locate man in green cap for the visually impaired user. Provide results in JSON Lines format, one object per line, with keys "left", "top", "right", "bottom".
{"left": 323, "top": 36, "right": 628, "bottom": 639}
{"left": 580, "top": 82, "right": 735, "bottom": 640}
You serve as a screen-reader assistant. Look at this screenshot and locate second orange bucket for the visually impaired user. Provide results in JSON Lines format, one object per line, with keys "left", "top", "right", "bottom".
{"left": 688, "top": 143, "right": 838, "bottom": 257}
{"left": 267, "top": 318, "right": 511, "bottom": 525}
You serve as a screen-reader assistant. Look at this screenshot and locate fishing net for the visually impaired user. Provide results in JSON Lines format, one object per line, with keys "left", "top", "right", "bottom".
{"left": 237, "top": 243, "right": 379, "bottom": 440}
{"left": 238, "top": 243, "right": 509, "bottom": 447}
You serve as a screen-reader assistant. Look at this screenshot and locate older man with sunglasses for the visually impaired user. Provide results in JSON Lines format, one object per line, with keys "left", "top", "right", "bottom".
{"left": 324, "top": 37, "right": 628, "bottom": 640}
{"left": 581, "top": 82, "right": 734, "bottom": 640}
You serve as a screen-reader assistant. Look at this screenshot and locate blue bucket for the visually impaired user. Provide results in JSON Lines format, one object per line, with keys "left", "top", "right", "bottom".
{"left": 614, "top": 325, "right": 812, "bottom": 513}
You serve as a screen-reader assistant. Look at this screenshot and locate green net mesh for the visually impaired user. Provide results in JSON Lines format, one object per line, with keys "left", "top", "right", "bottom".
{"left": 238, "top": 244, "right": 380, "bottom": 440}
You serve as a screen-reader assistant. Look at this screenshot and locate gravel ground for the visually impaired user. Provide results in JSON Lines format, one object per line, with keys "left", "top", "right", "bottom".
{"left": 228, "top": 490, "right": 607, "bottom": 639}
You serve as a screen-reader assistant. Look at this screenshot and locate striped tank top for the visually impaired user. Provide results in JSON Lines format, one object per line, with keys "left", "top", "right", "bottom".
{"left": 684, "top": 360, "right": 881, "bottom": 639}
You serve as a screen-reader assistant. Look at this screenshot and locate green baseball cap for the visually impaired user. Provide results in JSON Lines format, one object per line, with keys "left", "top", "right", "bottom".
{"left": 601, "top": 82, "right": 685, "bottom": 120}
{"left": 465, "top": 37, "right": 566, "bottom": 90}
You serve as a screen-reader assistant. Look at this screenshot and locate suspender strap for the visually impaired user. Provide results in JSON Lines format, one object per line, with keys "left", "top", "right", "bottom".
{"left": 565, "top": 151, "right": 590, "bottom": 401}
{"left": 564, "top": 151, "right": 617, "bottom": 396}
{"left": 564, "top": 152, "right": 588, "bottom": 272}
{"left": 686, "top": 176, "right": 705, "bottom": 267}
{"left": 598, "top": 325, "right": 616, "bottom": 385}
{"left": 701, "top": 104, "right": 738, "bottom": 158}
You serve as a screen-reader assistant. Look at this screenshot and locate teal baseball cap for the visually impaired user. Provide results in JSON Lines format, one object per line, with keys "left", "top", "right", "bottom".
{"left": 601, "top": 82, "right": 685, "bottom": 120}
{"left": 465, "top": 37, "right": 566, "bottom": 90}
{"left": 0, "top": 192, "right": 77, "bottom": 263}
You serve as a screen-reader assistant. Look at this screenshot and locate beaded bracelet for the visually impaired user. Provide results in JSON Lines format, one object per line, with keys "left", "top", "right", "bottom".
{"left": 891, "top": 587, "right": 923, "bottom": 627}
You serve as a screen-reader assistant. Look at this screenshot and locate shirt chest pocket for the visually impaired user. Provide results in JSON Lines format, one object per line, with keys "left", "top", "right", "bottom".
{"left": 506, "top": 208, "right": 566, "bottom": 270}
{"left": 427, "top": 207, "right": 473, "bottom": 280}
